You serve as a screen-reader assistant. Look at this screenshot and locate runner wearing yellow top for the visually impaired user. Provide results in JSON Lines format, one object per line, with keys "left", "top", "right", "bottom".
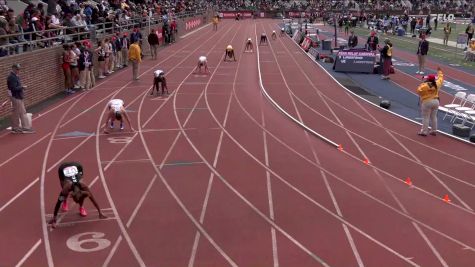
{"left": 416, "top": 66, "right": 443, "bottom": 136}
{"left": 224, "top": 45, "right": 236, "bottom": 61}
{"left": 128, "top": 40, "right": 142, "bottom": 80}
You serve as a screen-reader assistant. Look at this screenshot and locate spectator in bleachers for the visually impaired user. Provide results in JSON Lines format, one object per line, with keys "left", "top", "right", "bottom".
{"left": 0, "top": 18, "right": 7, "bottom": 57}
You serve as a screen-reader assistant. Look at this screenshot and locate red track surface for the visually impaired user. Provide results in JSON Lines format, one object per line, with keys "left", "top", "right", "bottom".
{"left": 1, "top": 20, "right": 475, "bottom": 267}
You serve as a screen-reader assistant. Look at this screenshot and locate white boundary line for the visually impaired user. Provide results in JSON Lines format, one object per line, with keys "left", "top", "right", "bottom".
{"left": 15, "top": 239, "right": 42, "bottom": 267}
{"left": 260, "top": 22, "right": 365, "bottom": 267}
{"left": 180, "top": 23, "right": 212, "bottom": 39}
{"left": 138, "top": 22, "right": 241, "bottom": 267}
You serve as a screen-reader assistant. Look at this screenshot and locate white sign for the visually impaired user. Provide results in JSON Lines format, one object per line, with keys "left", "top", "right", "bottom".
{"left": 431, "top": 14, "right": 455, "bottom": 22}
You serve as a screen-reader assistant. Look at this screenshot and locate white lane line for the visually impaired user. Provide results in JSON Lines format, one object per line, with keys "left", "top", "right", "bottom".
{"left": 103, "top": 236, "right": 123, "bottom": 267}
{"left": 235, "top": 36, "right": 475, "bottom": 255}
{"left": 101, "top": 22, "right": 238, "bottom": 266}
{"left": 0, "top": 134, "right": 51, "bottom": 168}
{"left": 0, "top": 177, "right": 39, "bottom": 213}
{"left": 102, "top": 158, "right": 151, "bottom": 165}
{"left": 278, "top": 26, "right": 475, "bottom": 210}
{"left": 180, "top": 23, "right": 212, "bottom": 39}
{"left": 271, "top": 22, "right": 448, "bottom": 266}
{"left": 263, "top": 22, "right": 359, "bottom": 267}
{"left": 261, "top": 98, "right": 279, "bottom": 267}
{"left": 141, "top": 23, "right": 241, "bottom": 267}
{"left": 126, "top": 175, "right": 157, "bottom": 228}
{"left": 188, "top": 41, "right": 240, "bottom": 266}
{"left": 40, "top": 90, "right": 91, "bottom": 267}
{"left": 15, "top": 239, "right": 42, "bottom": 267}
{"left": 46, "top": 135, "right": 93, "bottom": 173}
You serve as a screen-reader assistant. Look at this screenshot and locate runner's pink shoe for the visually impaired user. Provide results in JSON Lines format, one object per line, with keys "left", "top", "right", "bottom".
{"left": 61, "top": 200, "right": 69, "bottom": 212}
{"left": 79, "top": 207, "right": 87, "bottom": 217}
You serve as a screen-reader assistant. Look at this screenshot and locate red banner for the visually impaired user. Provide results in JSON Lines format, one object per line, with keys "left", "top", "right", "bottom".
{"left": 300, "top": 36, "right": 312, "bottom": 51}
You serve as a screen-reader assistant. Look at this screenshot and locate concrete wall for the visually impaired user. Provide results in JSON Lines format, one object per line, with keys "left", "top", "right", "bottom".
{"left": 0, "top": 11, "right": 213, "bottom": 119}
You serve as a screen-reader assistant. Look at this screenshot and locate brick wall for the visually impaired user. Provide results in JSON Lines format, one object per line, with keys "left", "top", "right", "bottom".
{"left": 0, "top": 11, "right": 213, "bottom": 120}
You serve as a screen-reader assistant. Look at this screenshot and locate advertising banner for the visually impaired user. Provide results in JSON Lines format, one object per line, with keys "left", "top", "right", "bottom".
{"left": 334, "top": 50, "right": 376, "bottom": 73}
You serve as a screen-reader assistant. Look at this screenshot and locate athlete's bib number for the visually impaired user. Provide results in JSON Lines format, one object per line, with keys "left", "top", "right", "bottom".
{"left": 67, "top": 232, "right": 111, "bottom": 252}
{"left": 63, "top": 166, "right": 79, "bottom": 178}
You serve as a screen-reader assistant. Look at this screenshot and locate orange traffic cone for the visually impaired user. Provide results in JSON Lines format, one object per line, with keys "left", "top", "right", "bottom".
{"left": 338, "top": 144, "right": 343, "bottom": 151}
{"left": 363, "top": 158, "right": 370, "bottom": 165}
{"left": 405, "top": 177, "right": 412, "bottom": 186}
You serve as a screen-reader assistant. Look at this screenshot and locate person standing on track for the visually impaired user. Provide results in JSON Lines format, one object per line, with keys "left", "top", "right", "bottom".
{"left": 443, "top": 23, "right": 451, "bottom": 46}
{"left": 379, "top": 38, "right": 393, "bottom": 80}
{"left": 212, "top": 15, "right": 218, "bottom": 31}
{"left": 416, "top": 34, "right": 429, "bottom": 75}
{"left": 104, "top": 99, "right": 134, "bottom": 133}
{"left": 224, "top": 45, "right": 236, "bottom": 61}
{"left": 151, "top": 70, "right": 169, "bottom": 96}
{"left": 280, "top": 27, "right": 285, "bottom": 37}
{"left": 7, "top": 64, "right": 34, "bottom": 134}
{"left": 416, "top": 66, "right": 443, "bottom": 136}
{"left": 195, "top": 56, "right": 210, "bottom": 74}
{"left": 128, "top": 39, "right": 142, "bottom": 80}
{"left": 48, "top": 162, "right": 107, "bottom": 228}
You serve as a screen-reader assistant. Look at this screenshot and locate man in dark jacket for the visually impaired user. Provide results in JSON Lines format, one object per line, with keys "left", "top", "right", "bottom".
{"left": 147, "top": 29, "right": 159, "bottom": 60}
{"left": 78, "top": 47, "right": 93, "bottom": 90}
{"left": 348, "top": 30, "right": 358, "bottom": 48}
{"left": 416, "top": 34, "right": 429, "bottom": 74}
{"left": 7, "top": 64, "right": 34, "bottom": 133}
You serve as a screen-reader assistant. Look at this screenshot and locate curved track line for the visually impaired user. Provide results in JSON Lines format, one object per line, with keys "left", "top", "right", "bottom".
{"left": 271, "top": 24, "right": 475, "bottom": 211}
{"left": 257, "top": 22, "right": 364, "bottom": 267}
{"left": 263, "top": 24, "right": 466, "bottom": 264}
{"left": 136, "top": 23, "right": 242, "bottom": 267}
{"left": 40, "top": 26, "right": 213, "bottom": 266}
{"left": 40, "top": 91, "right": 91, "bottom": 266}
{"left": 100, "top": 21, "right": 239, "bottom": 266}
{"left": 172, "top": 25, "right": 332, "bottom": 266}
{"left": 187, "top": 22, "right": 281, "bottom": 267}
{"left": 181, "top": 22, "right": 475, "bottom": 259}
{"left": 297, "top": 28, "right": 475, "bottom": 148}
{"left": 93, "top": 22, "right": 234, "bottom": 266}
{"left": 0, "top": 23, "right": 224, "bottom": 169}
{"left": 224, "top": 26, "right": 475, "bottom": 254}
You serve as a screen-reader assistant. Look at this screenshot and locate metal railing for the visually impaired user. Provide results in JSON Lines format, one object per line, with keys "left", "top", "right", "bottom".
{"left": 0, "top": 9, "right": 208, "bottom": 57}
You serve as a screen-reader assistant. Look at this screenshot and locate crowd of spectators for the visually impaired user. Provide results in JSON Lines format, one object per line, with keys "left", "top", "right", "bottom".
{"left": 215, "top": 0, "right": 473, "bottom": 14}
{"left": 0, "top": 0, "right": 211, "bottom": 57}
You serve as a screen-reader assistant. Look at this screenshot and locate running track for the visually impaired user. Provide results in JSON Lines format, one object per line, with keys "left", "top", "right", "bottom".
{"left": 1, "top": 19, "right": 475, "bottom": 267}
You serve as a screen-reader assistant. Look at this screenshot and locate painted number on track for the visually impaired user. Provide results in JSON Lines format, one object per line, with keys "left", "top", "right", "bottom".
{"left": 107, "top": 137, "right": 133, "bottom": 144}
{"left": 66, "top": 232, "right": 111, "bottom": 252}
